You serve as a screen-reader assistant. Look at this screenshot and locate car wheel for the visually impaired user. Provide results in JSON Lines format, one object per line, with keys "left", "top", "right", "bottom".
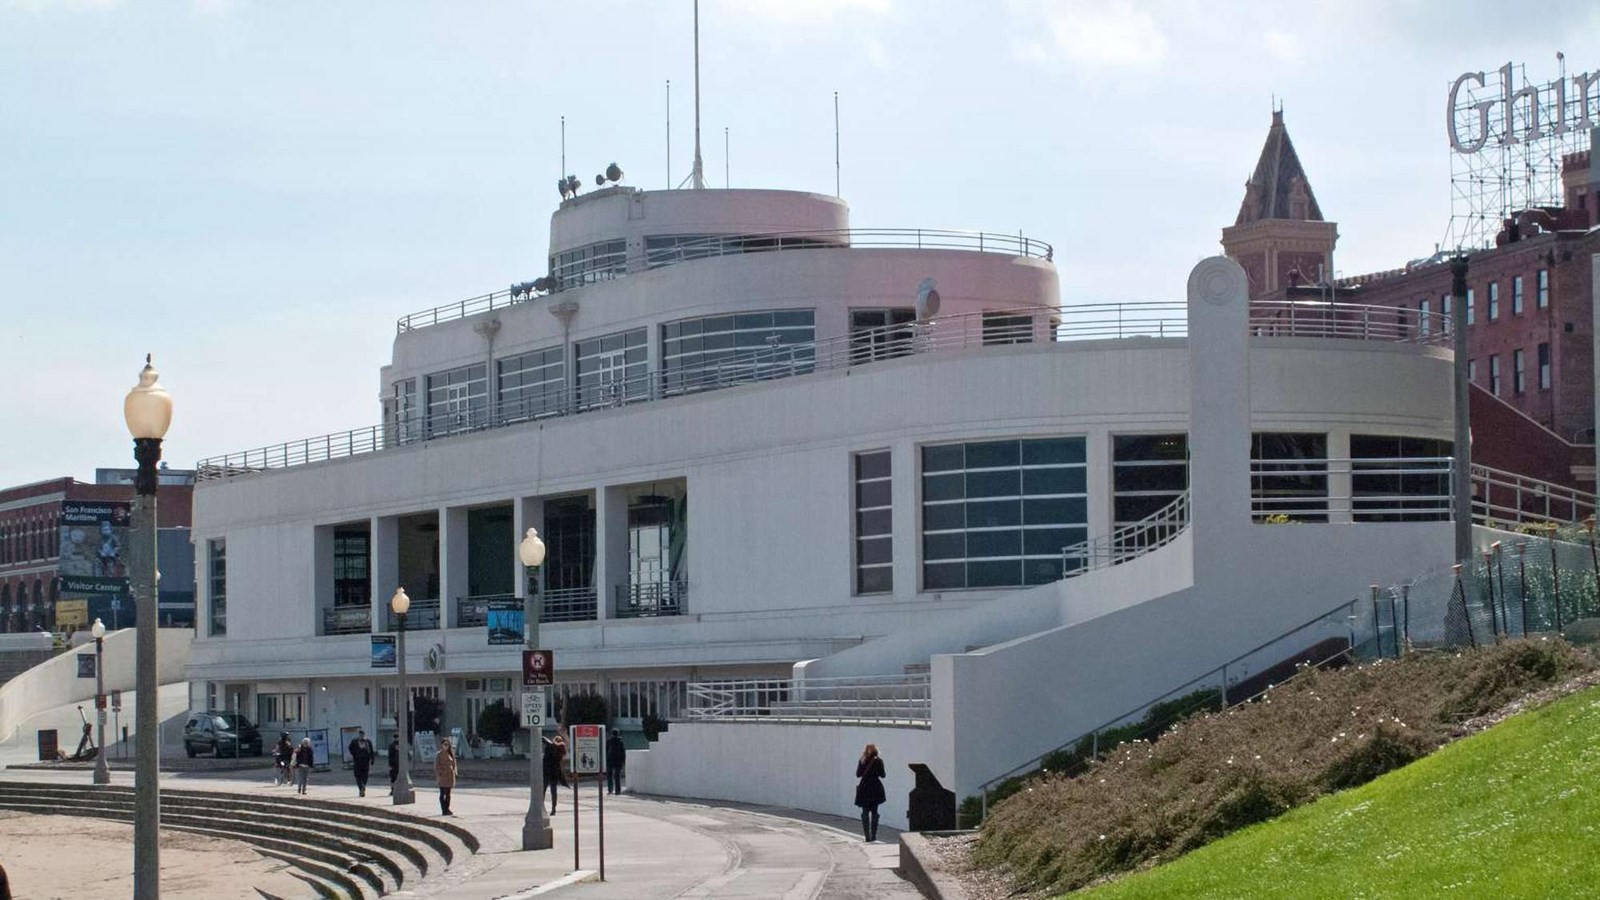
{"left": 185, "top": 743, "right": 196, "bottom": 759}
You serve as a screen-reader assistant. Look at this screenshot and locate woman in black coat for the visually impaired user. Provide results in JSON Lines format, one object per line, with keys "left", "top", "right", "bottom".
{"left": 854, "top": 743, "right": 886, "bottom": 842}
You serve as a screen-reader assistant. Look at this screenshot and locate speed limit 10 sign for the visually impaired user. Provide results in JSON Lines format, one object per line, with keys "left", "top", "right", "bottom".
{"left": 522, "top": 649, "right": 553, "bottom": 686}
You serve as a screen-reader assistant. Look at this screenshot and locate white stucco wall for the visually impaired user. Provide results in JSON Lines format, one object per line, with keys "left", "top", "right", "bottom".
{"left": 0, "top": 627, "right": 192, "bottom": 743}
{"left": 626, "top": 720, "right": 930, "bottom": 833}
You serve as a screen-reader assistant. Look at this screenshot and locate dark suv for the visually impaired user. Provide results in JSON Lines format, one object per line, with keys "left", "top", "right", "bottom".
{"left": 182, "top": 711, "right": 263, "bottom": 758}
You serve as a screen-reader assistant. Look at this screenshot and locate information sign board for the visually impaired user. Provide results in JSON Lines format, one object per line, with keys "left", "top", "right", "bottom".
{"left": 77, "top": 654, "right": 96, "bottom": 678}
{"left": 522, "top": 649, "right": 553, "bottom": 686}
{"left": 570, "top": 724, "right": 603, "bottom": 774}
{"left": 522, "top": 688, "right": 547, "bottom": 728}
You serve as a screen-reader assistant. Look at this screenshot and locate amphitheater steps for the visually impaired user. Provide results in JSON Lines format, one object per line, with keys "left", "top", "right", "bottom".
{"left": 0, "top": 781, "right": 478, "bottom": 898}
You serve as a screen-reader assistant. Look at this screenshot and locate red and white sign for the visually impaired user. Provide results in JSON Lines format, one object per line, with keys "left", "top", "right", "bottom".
{"left": 522, "top": 649, "right": 553, "bottom": 686}
{"left": 570, "top": 724, "right": 603, "bottom": 774}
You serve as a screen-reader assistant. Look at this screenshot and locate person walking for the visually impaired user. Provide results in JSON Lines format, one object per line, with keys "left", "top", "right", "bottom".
{"left": 348, "top": 729, "right": 376, "bottom": 797}
{"left": 272, "top": 732, "right": 294, "bottom": 786}
{"left": 542, "top": 733, "right": 568, "bottom": 815}
{"left": 854, "top": 743, "right": 886, "bottom": 842}
{"left": 435, "top": 736, "right": 459, "bottom": 816}
{"left": 293, "top": 737, "right": 314, "bottom": 795}
{"left": 387, "top": 735, "right": 400, "bottom": 795}
{"left": 605, "top": 729, "right": 626, "bottom": 795}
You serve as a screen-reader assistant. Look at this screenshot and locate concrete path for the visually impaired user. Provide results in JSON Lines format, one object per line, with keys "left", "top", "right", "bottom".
{"left": 0, "top": 765, "right": 920, "bottom": 899}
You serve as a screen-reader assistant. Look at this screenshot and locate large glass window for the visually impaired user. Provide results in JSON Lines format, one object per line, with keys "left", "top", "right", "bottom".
{"left": 575, "top": 329, "right": 648, "bottom": 409}
{"left": 550, "top": 239, "right": 627, "bottom": 286}
{"left": 1251, "top": 433, "right": 1328, "bottom": 522}
{"left": 425, "top": 364, "right": 487, "bottom": 437}
{"left": 1351, "top": 435, "right": 1452, "bottom": 522}
{"left": 921, "top": 438, "right": 1087, "bottom": 589}
{"left": 1488, "top": 281, "right": 1499, "bottom": 320}
{"left": 1512, "top": 276, "right": 1524, "bottom": 315}
{"left": 1113, "top": 434, "right": 1188, "bottom": 529}
{"left": 854, "top": 451, "right": 893, "bottom": 594}
{"left": 333, "top": 526, "right": 370, "bottom": 608}
{"left": 644, "top": 234, "right": 725, "bottom": 267}
{"left": 1467, "top": 288, "right": 1476, "bottom": 325}
{"left": 1418, "top": 298, "right": 1431, "bottom": 335}
{"left": 850, "top": 308, "right": 916, "bottom": 363}
{"left": 1538, "top": 343, "right": 1551, "bottom": 390}
{"left": 660, "top": 310, "right": 814, "bottom": 396}
{"left": 207, "top": 538, "right": 226, "bottom": 637}
{"left": 498, "top": 346, "right": 565, "bottom": 421}
{"left": 982, "top": 312, "right": 1035, "bottom": 346}
{"left": 544, "top": 496, "right": 595, "bottom": 594}
{"left": 1513, "top": 349, "right": 1526, "bottom": 395}
{"left": 1537, "top": 269, "right": 1549, "bottom": 308}
{"left": 388, "top": 378, "right": 418, "bottom": 445}
{"left": 1489, "top": 355, "right": 1501, "bottom": 396}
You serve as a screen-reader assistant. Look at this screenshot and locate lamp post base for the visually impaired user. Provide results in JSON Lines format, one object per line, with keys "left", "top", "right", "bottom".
{"left": 393, "top": 779, "right": 416, "bottom": 806}
{"left": 522, "top": 821, "right": 554, "bottom": 851}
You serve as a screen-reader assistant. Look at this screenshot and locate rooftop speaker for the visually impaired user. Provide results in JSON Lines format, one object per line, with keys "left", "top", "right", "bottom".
{"left": 915, "top": 278, "right": 941, "bottom": 320}
{"left": 606, "top": 162, "right": 624, "bottom": 182}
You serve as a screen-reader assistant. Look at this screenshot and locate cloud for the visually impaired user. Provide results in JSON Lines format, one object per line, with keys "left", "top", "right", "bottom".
{"left": 716, "top": 0, "right": 891, "bottom": 26}
{"left": 1017, "top": 0, "right": 1169, "bottom": 70}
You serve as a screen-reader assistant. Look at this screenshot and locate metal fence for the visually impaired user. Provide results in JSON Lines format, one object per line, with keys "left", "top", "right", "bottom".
{"left": 1063, "top": 491, "right": 1189, "bottom": 574}
{"left": 452, "top": 589, "right": 599, "bottom": 628}
{"left": 685, "top": 673, "right": 931, "bottom": 726}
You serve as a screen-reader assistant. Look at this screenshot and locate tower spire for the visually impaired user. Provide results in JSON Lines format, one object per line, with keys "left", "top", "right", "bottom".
{"left": 691, "top": 0, "right": 705, "bottom": 190}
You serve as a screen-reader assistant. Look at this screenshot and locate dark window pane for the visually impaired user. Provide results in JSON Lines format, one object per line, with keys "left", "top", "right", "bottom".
{"left": 735, "top": 313, "right": 773, "bottom": 329}
{"left": 856, "top": 509, "right": 892, "bottom": 536}
{"left": 966, "top": 441, "right": 1020, "bottom": 468}
{"left": 966, "top": 499, "right": 1021, "bottom": 528}
{"left": 856, "top": 452, "right": 891, "bottom": 480}
{"left": 968, "top": 560, "right": 1022, "bottom": 588}
{"left": 773, "top": 310, "right": 814, "bottom": 327}
{"left": 966, "top": 470, "right": 1020, "bottom": 498}
{"left": 1024, "top": 558, "right": 1064, "bottom": 585}
{"left": 1113, "top": 464, "right": 1187, "bottom": 493}
{"left": 922, "top": 445, "right": 965, "bottom": 473}
{"left": 923, "top": 532, "right": 966, "bottom": 560}
{"left": 1023, "top": 438, "right": 1085, "bottom": 465}
{"left": 1024, "top": 497, "right": 1086, "bottom": 525}
{"left": 1115, "top": 494, "right": 1179, "bottom": 523}
{"left": 922, "top": 474, "right": 964, "bottom": 502}
{"left": 1025, "top": 467, "right": 1087, "bottom": 494}
{"left": 923, "top": 503, "right": 965, "bottom": 531}
{"left": 857, "top": 566, "right": 893, "bottom": 594}
{"left": 857, "top": 536, "right": 893, "bottom": 566}
{"left": 1113, "top": 434, "right": 1187, "bottom": 462}
{"left": 858, "top": 480, "right": 892, "bottom": 508}
{"left": 1024, "top": 528, "right": 1077, "bottom": 555}
{"left": 966, "top": 529, "right": 1021, "bottom": 558}
{"left": 923, "top": 563, "right": 965, "bottom": 590}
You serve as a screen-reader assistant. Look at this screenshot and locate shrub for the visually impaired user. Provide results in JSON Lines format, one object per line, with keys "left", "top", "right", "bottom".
{"left": 641, "top": 710, "right": 669, "bottom": 741}
{"left": 1320, "top": 723, "right": 1431, "bottom": 791}
{"left": 477, "top": 701, "right": 518, "bottom": 745}
{"left": 411, "top": 693, "right": 443, "bottom": 737}
{"left": 560, "top": 692, "right": 608, "bottom": 727}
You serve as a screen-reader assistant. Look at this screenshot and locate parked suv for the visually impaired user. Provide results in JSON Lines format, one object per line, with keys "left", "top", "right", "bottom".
{"left": 182, "top": 711, "right": 263, "bottom": 758}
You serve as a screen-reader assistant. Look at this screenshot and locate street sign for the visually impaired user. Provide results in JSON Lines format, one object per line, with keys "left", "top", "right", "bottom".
{"left": 110, "top": 689, "right": 122, "bottom": 711}
{"left": 77, "top": 655, "right": 96, "bottom": 678}
{"left": 522, "top": 649, "right": 554, "bottom": 686}
{"left": 570, "top": 724, "right": 603, "bottom": 774}
{"left": 522, "top": 688, "right": 547, "bottom": 729}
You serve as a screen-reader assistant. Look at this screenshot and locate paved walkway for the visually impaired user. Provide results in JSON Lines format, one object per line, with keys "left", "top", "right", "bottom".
{"left": 0, "top": 765, "right": 920, "bottom": 899}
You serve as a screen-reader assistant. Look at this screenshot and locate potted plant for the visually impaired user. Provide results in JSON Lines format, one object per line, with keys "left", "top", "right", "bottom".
{"left": 477, "top": 701, "right": 518, "bottom": 758}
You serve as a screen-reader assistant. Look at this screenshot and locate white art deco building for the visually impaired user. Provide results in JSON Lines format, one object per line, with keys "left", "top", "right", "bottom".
{"left": 188, "top": 181, "right": 1477, "bottom": 825}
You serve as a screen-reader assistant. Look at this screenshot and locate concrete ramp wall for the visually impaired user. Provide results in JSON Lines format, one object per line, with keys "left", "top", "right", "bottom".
{"left": 0, "top": 628, "right": 192, "bottom": 744}
{"left": 627, "top": 721, "right": 931, "bottom": 833}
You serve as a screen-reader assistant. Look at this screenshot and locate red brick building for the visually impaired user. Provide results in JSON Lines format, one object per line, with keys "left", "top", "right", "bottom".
{"left": 0, "top": 471, "right": 193, "bottom": 633}
{"left": 1223, "top": 113, "right": 1600, "bottom": 488}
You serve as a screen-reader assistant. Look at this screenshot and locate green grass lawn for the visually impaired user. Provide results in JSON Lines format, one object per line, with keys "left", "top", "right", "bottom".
{"left": 1077, "top": 684, "right": 1600, "bottom": 899}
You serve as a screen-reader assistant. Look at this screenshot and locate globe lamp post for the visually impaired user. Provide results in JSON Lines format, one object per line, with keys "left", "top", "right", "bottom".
{"left": 518, "top": 527, "right": 552, "bottom": 850}
{"left": 91, "top": 618, "right": 111, "bottom": 785}
{"left": 391, "top": 587, "right": 416, "bottom": 805}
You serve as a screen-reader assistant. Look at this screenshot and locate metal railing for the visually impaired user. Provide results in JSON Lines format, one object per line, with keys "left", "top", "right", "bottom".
{"left": 1250, "top": 299, "right": 1453, "bottom": 346}
{"left": 383, "top": 597, "right": 440, "bottom": 632}
{"left": 1474, "top": 463, "right": 1596, "bottom": 527}
{"left": 199, "top": 300, "right": 1456, "bottom": 481}
{"left": 321, "top": 605, "right": 372, "bottom": 636}
{"left": 685, "top": 673, "right": 931, "bottom": 726}
{"left": 453, "top": 588, "right": 600, "bottom": 628}
{"left": 614, "top": 581, "right": 686, "bottom": 618}
{"left": 1250, "top": 457, "right": 1455, "bottom": 522}
{"left": 1062, "top": 491, "right": 1189, "bottom": 575}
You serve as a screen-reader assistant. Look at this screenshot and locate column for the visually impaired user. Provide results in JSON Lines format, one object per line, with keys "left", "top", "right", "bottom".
{"left": 1187, "top": 257, "right": 1252, "bottom": 587}
{"left": 441, "top": 506, "right": 468, "bottom": 628}
{"left": 371, "top": 516, "right": 398, "bottom": 632}
{"left": 1326, "top": 430, "right": 1353, "bottom": 524}
{"left": 1084, "top": 428, "right": 1114, "bottom": 542}
{"left": 595, "top": 485, "right": 629, "bottom": 620}
{"left": 891, "top": 441, "right": 918, "bottom": 598}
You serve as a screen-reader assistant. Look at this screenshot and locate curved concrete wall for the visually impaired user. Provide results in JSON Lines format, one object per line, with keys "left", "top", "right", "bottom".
{"left": 548, "top": 187, "right": 849, "bottom": 256}
{"left": 0, "top": 628, "right": 192, "bottom": 743}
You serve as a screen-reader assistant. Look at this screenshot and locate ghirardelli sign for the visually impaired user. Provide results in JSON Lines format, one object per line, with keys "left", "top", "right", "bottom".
{"left": 1449, "top": 62, "right": 1599, "bottom": 153}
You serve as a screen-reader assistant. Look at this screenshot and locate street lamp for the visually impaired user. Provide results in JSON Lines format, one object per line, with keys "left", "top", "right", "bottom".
{"left": 519, "top": 527, "right": 553, "bottom": 851}
{"left": 92, "top": 618, "right": 110, "bottom": 785}
{"left": 124, "top": 353, "right": 170, "bottom": 900}
{"left": 391, "top": 587, "right": 416, "bottom": 805}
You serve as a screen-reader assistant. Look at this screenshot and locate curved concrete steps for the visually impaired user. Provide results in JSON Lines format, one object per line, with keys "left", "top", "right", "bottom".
{"left": 0, "top": 781, "right": 479, "bottom": 898}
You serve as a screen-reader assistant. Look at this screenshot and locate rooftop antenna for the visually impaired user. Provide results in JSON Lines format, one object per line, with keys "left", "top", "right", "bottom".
{"left": 691, "top": 0, "right": 706, "bottom": 189}
{"left": 666, "top": 80, "right": 672, "bottom": 188}
{"left": 724, "top": 126, "right": 730, "bottom": 188}
{"left": 560, "top": 115, "right": 567, "bottom": 186}
{"left": 834, "top": 91, "right": 841, "bottom": 197}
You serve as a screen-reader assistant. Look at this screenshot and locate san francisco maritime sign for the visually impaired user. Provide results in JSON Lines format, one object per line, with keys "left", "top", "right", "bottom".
{"left": 1448, "top": 61, "right": 1599, "bottom": 153}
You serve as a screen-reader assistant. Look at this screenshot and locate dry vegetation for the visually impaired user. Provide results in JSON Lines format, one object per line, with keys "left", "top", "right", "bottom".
{"left": 967, "top": 639, "right": 1595, "bottom": 896}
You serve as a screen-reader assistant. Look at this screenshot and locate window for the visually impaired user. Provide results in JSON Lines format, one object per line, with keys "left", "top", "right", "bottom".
{"left": 1418, "top": 299, "right": 1431, "bottom": 335}
{"left": 644, "top": 234, "right": 725, "bottom": 267}
{"left": 660, "top": 311, "right": 815, "bottom": 396}
{"left": 1251, "top": 433, "right": 1328, "bottom": 522}
{"left": 388, "top": 378, "right": 418, "bottom": 445}
{"left": 498, "top": 346, "right": 565, "bottom": 420}
{"left": 1441, "top": 294, "right": 1452, "bottom": 332}
{"left": 1467, "top": 288, "right": 1476, "bottom": 325}
{"left": 1488, "top": 282, "right": 1499, "bottom": 320}
{"left": 1489, "top": 355, "right": 1501, "bottom": 396}
{"left": 854, "top": 450, "right": 893, "bottom": 594}
{"left": 1513, "top": 349, "right": 1526, "bottom": 395}
{"left": 1537, "top": 269, "right": 1549, "bottom": 308}
{"left": 425, "top": 364, "right": 487, "bottom": 437}
{"left": 1351, "top": 435, "right": 1452, "bottom": 522}
{"left": 575, "top": 328, "right": 648, "bottom": 409}
{"left": 333, "top": 526, "right": 370, "bottom": 608}
{"left": 207, "top": 539, "right": 226, "bottom": 637}
{"left": 1112, "top": 434, "right": 1188, "bottom": 530}
{"left": 607, "top": 680, "right": 687, "bottom": 721}
{"left": 1512, "top": 276, "right": 1524, "bottom": 315}
{"left": 981, "top": 312, "right": 1034, "bottom": 345}
{"left": 1468, "top": 359, "right": 1477, "bottom": 383}
{"left": 1538, "top": 343, "right": 1551, "bottom": 390}
{"left": 550, "top": 239, "right": 627, "bottom": 286}
{"left": 921, "top": 437, "right": 1087, "bottom": 589}
{"left": 850, "top": 308, "right": 916, "bottom": 363}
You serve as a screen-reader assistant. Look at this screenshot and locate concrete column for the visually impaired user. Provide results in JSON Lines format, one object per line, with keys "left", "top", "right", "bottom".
{"left": 371, "top": 516, "right": 398, "bottom": 631}
{"left": 1187, "top": 257, "right": 1252, "bottom": 588}
{"left": 1593, "top": 253, "right": 1599, "bottom": 487}
{"left": 1326, "top": 429, "right": 1353, "bottom": 524}
{"left": 441, "top": 506, "right": 469, "bottom": 628}
{"left": 891, "top": 441, "right": 918, "bottom": 598}
{"left": 1085, "top": 428, "right": 1113, "bottom": 541}
{"left": 311, "top": 526, "right": 334, "bottom": 635}
{"left": 515, "top": 496, "right": 547, "bottom": 604}
{"left": 595, "top": 486, "right": 630, "bottom": 620}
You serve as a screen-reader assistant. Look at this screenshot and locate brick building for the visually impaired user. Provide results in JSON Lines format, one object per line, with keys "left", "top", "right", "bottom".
{"left": 0, "top": 469, "right": 195, "bottom": 633}
{"left": 1223, "top": 113, "right": 1600, "bottom": 488}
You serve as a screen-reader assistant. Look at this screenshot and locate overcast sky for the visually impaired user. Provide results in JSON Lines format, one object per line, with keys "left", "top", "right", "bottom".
{"left": 3, "top": 0, "right": 1597, "bottom": 487}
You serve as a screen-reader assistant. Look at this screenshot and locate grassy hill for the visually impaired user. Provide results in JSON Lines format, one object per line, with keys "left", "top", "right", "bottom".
{"left": 969, "top": 639, "right": 1596, "bottom": 896}
{"left": 1080, "top": 679, "right": 1600, "bottom": 898}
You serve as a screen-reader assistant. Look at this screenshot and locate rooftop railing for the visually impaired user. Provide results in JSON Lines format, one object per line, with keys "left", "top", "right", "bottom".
{"left": 396, "top": 227, "right": 1055, "bottom": 333}
{"left": 198, "top": 300, "right": 1453, "bottom": 481}
{"left": 685, "top": 673, "right": 931, "bottom": 726}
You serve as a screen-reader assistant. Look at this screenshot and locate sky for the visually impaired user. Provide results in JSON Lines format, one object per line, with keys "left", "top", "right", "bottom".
{"left": 3, "top": 0, "right": 1598, "bottom": 487}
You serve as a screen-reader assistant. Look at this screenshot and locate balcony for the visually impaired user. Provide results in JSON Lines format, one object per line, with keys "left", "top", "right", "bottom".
{"left": 615, "top": 581, "right": 686, "bottom": 619}
{"left": 321, "top": 605, "right": 372, "bottom": 636}
{"left": 453, "top": 588, "right": 598, "bottom": 628}
{"left": 384, "top": 597, "right": 441, "bottom": 632}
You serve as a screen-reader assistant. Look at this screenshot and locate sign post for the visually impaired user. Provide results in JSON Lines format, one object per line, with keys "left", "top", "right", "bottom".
{"left": 521, "top": 689, "right": 547, "bottom": 729}
{"left": 570, "top": 724, "right": 605, "bottom": 879}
